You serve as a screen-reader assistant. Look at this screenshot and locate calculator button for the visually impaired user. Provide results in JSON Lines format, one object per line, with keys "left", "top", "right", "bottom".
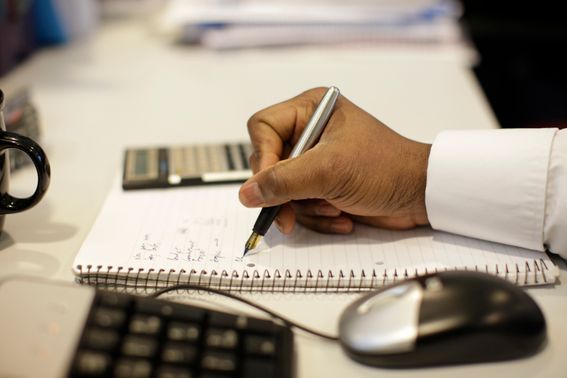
{"left": 121, "top": 335, "right": 158, "bottom": 358}
{"left": 201, "top": 351, "right": 237, "bottom": 372}
{"left": 161, "top": 342, "right": 198, "bottom": 364}
{"left": 244, "top": 334, "right": 277, "bottom": 356}
{"left": 82, "top": 328, "right": 120, "bottom": 351}
{"left": 155, "top": 365, "right": 194, "bottom": 378}
{"left": 114, "top": 358, "right": 152, "bottom": 378}
{"left": 205, "top": 328, "right": 238, "bottom": 349}
{"left": 129, "top": 314, "right": 162, "bottom": 335}
{"left": 167, "top": 321, "right": 200, "bottom": 342}
{"left": 73, "top": 350, "right": 111, "bottom": 376}
{"left": 90, "top": 307, "right": 126, "bottom": 329}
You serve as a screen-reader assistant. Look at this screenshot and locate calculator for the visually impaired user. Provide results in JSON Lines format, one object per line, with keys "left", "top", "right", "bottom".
{"left": 0, "top": 278, "right": 294, "bottom": 378}
{"left": 122, "top": 143, "right": 253, "bottom": 190}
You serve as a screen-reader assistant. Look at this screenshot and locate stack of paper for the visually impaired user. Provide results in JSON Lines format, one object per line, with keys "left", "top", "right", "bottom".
{"left": 159, "top": 0, "right": 465, "bottom": 49}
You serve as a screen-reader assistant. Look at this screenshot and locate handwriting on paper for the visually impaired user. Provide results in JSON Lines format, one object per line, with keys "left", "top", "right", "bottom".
{"left": 131, "top": 216, "right": 243, "bottom": 264}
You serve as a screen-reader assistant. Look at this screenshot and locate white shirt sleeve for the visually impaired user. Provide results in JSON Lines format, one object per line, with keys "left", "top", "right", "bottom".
{"left": 426, "top": 128, "right": 567, "bottom": 259}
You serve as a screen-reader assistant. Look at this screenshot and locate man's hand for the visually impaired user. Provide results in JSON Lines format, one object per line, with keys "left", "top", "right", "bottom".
{"left": 239, "top": 87, "right": 431, "bottom": 235}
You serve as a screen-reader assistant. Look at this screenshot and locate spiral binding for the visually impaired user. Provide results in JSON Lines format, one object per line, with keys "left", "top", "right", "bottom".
{"left": 75, "top": 258, "right": 554, "bottom": 293}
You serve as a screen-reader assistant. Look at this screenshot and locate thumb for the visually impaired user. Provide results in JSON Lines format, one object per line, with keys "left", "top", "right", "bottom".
{"left": 239, "top": 151, "right": 328, "bottom": 207}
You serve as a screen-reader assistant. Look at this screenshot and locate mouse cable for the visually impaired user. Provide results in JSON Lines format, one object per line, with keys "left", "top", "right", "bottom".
{"left": 150, "top": 283, "right": 339, "bottom": 342}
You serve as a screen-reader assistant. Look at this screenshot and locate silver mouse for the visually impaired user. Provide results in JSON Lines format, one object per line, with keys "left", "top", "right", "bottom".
{"left": 339, "top": 270, "right": 546, "bottom": 367}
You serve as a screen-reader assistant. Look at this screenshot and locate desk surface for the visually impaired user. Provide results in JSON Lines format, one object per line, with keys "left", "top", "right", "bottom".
{"left": 1, "top": 17, "right": 566, "bottom": 378}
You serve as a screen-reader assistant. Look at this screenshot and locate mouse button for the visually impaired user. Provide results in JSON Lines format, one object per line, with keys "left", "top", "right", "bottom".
{"left": 482, "top": 288, "right": 545, "bottom": 332}
{"left": 356, "top": 281, "right": 419, "bottom": 314}
{"left": 338, "top": 281, "right": 424, "bottom": 355}
{"left": 417, "top": 285, "right": 483, "bottom": 339}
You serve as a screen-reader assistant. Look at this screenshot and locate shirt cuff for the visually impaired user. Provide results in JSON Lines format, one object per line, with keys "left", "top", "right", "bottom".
{"left": 425, "top": 128, "right": 557, "bottom": 252}
{"left": 545, "top": 129, "right": 567, "bottom": 257}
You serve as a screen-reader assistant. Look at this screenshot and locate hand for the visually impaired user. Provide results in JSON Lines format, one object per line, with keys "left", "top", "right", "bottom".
{"left": 239, "top": 87, "right": 431, "bottom": 235}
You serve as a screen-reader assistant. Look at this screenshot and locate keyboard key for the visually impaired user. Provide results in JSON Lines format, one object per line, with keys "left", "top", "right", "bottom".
{"left": 129, "top": 314, "right": 162, "bottom": 335}
{"left": 136, "top": 298, "right": 205, "bottom": 322}
{"left": 201, "top": 374, "right": 231, "bottom": 378}
{"left": 161, "top": 342, "right": 198, "bottom": 364}
{"left": 205, "top": 328, "right": 238, "bottom": 349}
{"left": 246, "top": 317, "right": 277, "bottom": 334}
{"left": 122, "top": 335, "right": 158, "bottom": 358}
{"left": 81, "top": 328, "right": 120, "bottom": 351}
{"left": 201, "top": 351, "right": 237, "bottom": 373}
{"left": 73, "top": 350, "right": 111, "bottom": 376}
{"left": 167, "top": 321, "right": 200, "bottom": 342}
{"left": 155, "top": 365, "right": 194, "bottom": 378}
{"left": 242, "top": 358, "right": 276, "bottom": 378}
{"left": 244, "top": 335, "right": 276, "bottom": 356}
{"left": 90, "top": 307, "right": 126, "bottom": 329}
{"left": 114, "top": 358, "right": 152, "bottom": 378}
{"left": 97, "top": 292, "right": 132, "bottom": 309}
{"left": 208, "top": 312, "right": 238, "bottom": 328}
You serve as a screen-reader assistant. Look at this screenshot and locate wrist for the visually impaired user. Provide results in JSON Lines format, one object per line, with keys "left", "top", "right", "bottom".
{"left": 411, "top": 142, "right": 431, "bottom": 226}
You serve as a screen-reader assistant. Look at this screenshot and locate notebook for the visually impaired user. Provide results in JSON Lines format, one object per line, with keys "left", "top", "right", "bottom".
{"left": 73, "top": 180, "right": 559, "bottom": 291}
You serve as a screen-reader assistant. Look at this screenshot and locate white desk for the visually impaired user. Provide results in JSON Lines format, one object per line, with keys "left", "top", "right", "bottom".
{"left": 1, "top": 17, "right": 566, "bottom": 378}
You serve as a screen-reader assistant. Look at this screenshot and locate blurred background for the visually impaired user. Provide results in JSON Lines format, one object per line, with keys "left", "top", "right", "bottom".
{"left": 1, "top": 0, "right": 566, "bottom": 141}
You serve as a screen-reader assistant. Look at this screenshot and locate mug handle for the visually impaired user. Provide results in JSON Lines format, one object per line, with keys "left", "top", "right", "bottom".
{"left": 0, "top": 132, "right": 51, "bottom": 214}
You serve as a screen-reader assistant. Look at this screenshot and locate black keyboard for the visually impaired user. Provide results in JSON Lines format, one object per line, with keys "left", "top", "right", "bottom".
{"left": 69, "top": 290, "right": 294, "bottom": 378}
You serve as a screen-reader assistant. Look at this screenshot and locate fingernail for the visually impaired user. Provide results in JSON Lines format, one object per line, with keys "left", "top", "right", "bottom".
{"left": 239, "top": 181, "right": 265, "bottom": 207}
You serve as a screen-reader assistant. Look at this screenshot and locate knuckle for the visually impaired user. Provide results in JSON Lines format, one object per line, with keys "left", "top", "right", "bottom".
{"left": 247, "top": 111, "right": 262, "bottom": 132}
{"left": 302, "top": 86, "right": 329, "bottom": 98}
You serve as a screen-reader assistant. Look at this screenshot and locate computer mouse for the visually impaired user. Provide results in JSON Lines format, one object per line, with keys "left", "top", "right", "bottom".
{"left": 338, "top": 270, "right": 546, "bottom": 368}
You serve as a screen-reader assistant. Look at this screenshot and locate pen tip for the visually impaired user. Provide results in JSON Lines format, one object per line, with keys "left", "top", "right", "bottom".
{"left": 243, "top": 232, "right": 261, "bottom": 257}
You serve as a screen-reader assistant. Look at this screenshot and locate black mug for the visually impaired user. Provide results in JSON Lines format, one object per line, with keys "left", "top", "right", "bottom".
{"left": 0, "top": 89, "right": 50, "bottom": 233}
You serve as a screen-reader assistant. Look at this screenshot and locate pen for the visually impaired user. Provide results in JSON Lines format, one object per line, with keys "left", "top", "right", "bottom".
{"left": 243, "top": 86, "right": 340, "bottom": 257}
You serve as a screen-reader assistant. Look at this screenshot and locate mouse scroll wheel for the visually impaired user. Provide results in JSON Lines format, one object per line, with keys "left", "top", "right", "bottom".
{"left": 424, "top": 277, "right": 443, "bottom": 291}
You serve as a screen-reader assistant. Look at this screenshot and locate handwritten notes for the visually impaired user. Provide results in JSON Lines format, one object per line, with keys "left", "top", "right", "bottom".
{"left": 122, "top": 186, "right": 253, "bottom": 272}
{"left": 74, "top": 179, "right": 557, "bottom": 287}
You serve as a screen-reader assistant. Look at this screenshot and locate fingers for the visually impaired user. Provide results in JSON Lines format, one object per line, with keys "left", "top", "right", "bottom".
{"left": 247, "top": 88, "right": 330, "bottom": 173}
{"left": 239, "top": 148, "right": 331, "bottom": 207}
{"left": 274, "top": 204, "right": 295, "bottom": 234}
{"left": 257, "top": 199, "right": 352, "bottom": 236}
{"left": 296, "top": 213, "right": 353, "bottom": 234}
{"left": 291, "top": 199, "right": 341, "bottom": 217}
{"left": 292, "top": 200, "right": 352, "bottom": 233}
